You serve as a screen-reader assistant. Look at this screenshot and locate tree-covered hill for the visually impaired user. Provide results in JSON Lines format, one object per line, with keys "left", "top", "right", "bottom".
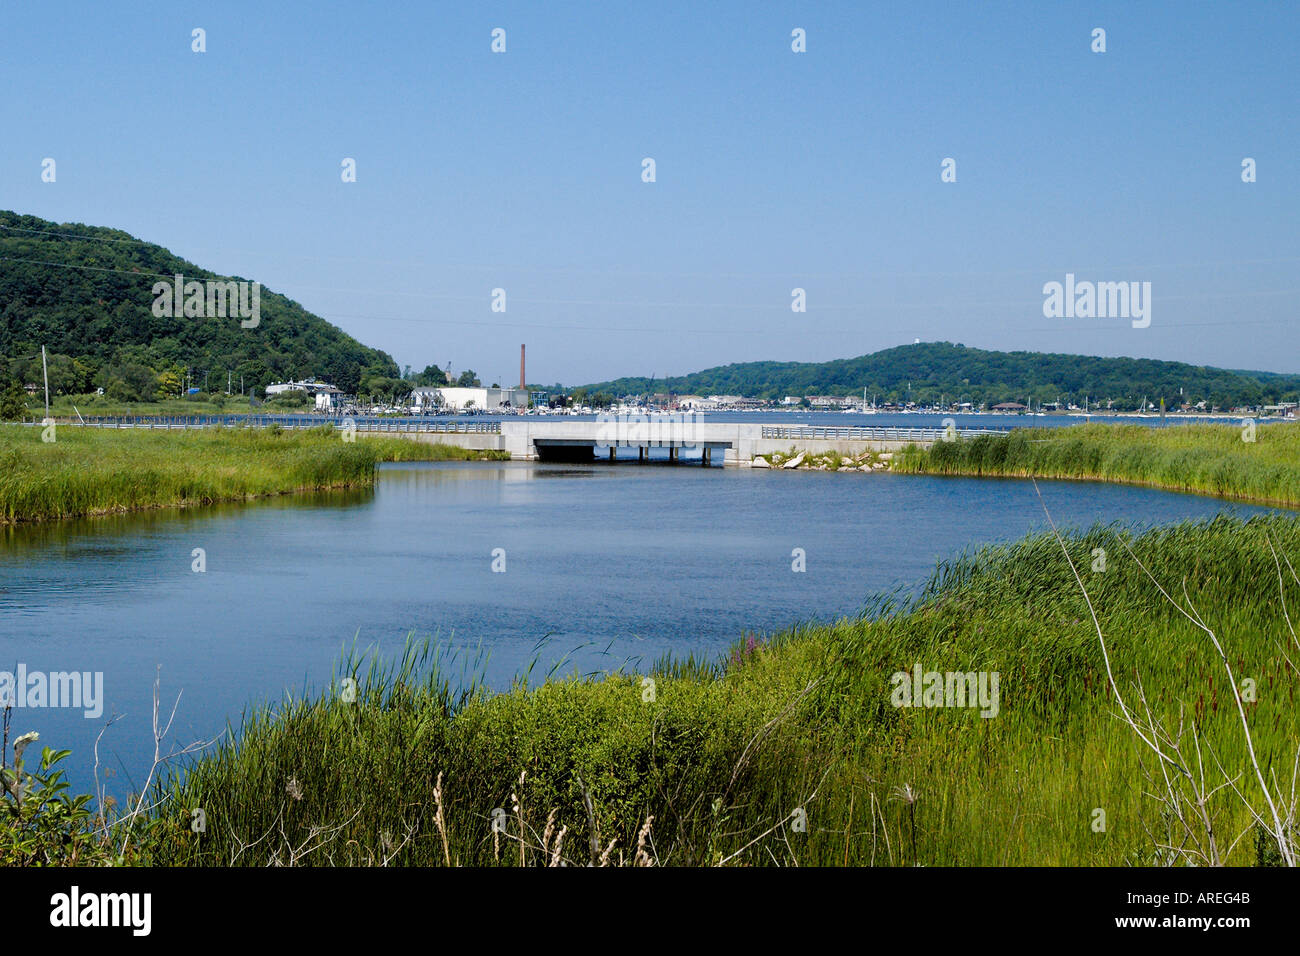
{"left": 0, "top": 211, "right": 399, "bottom": 401}
{"left": 582, "top": 342, "right": 1300, "bottom": 411}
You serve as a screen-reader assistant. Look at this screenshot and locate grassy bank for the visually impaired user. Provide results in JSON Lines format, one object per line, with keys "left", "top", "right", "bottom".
{"left": 37, "top": 395, "right": 258, "bottom": 418}
{"left": 19, "top": 510, "right": 1285, "bottom": 867}
{"left": 894, "top": 422, "right": 1300, "bottom": 507}
{"left": 0, "top": 425, "right": 507, "bottom": 522}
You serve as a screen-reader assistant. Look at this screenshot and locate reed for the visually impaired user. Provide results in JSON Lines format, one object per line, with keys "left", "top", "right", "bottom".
{"left": 892, "top": 421, "right": 1300, "bottom": 507}
{"left": 110, "top": 511, "right": 1300, "bottom": 867}
{"left": 0, "top": 424, "right": 505, "bottom": 523}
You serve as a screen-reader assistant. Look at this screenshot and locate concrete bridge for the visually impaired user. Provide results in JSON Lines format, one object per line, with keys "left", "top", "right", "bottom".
{"left": 41, "top": 414, "right": 1011, "bottom": 466}
{"left": 393, "top": 419, "right": 1012, "bottom": 466}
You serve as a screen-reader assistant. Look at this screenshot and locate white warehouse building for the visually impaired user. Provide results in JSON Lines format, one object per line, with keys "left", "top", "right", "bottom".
{"left": 410, "top": 386, "right": 529, "bottom": 413}
{"left": 265, "top": 380, "right": 344, "bottom": 410}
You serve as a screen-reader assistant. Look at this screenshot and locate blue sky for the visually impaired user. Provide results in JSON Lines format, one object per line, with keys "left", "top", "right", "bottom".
{"left": 3, "top": 1, "right": 1297, "bottom": 384}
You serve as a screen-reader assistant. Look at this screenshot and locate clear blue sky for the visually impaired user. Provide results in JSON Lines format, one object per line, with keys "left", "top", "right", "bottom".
{"left": 3, "top": 1, "right": 1297, "bottom": 384}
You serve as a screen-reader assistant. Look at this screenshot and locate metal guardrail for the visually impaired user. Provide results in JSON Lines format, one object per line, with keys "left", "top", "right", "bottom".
{"left": 30, "top": 414, "right": 502, "bottom": 434}
{"left": 760, "top": 425, "right": 1013, "bottom": 441}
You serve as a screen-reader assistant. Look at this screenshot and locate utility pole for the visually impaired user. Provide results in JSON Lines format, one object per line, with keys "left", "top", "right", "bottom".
{"left": 41, "top": 345, "right": 50, "bottom": 419}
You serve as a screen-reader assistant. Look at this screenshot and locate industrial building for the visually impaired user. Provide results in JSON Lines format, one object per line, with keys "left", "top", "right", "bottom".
{"left": 409, "top": 385, "right": 528, "bottom": 413}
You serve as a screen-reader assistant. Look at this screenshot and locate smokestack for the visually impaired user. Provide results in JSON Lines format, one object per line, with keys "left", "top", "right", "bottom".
{"left": 519, "top": 344, "right": 526, "bottom": 390}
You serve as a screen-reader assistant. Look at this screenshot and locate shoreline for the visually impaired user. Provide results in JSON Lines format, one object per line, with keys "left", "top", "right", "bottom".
{"left": 0, "top": 425, "right": 502, "bottom": 524}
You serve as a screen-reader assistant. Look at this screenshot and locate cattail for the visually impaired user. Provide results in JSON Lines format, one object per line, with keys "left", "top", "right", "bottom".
{"left": 541, "top": 808, "right": 557, "bottom": 858}
{"left": 512, "top": 770, "right": 527, "bottom": 867}
{"left": 598, "top": 837, "right": 617, "bottom": 867}
{"left": 550, "top": 826, "right": 567, "bottom": 867}
{"left": 634, "top": 815, "right": 656, "bottom": 867}
{"left": 432, "top": 772, "right": 451, "bottom": 866}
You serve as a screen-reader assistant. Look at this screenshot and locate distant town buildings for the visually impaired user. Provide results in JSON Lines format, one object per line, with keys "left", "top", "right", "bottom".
{"left": 409, "top": 385, "right": 529, "bottom": 413}
{"left": 265, "top": 380, "right": 343, "bottom": 410}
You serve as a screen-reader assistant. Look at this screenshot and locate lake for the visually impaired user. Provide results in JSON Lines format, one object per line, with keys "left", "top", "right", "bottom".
{"left": 0, "top": 459, "right": 1285, "bottom": 792}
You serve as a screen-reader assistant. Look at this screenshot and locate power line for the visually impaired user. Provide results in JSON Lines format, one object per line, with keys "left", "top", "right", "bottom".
{"left": 0, "top": 254, "right": 240, "bottom": 283}
{"left": 0, "top": 223, "right": 156, "bottom": 245}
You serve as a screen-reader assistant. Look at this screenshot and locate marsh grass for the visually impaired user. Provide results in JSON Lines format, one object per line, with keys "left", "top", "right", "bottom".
{"left": 113, "top": 511, "right": 1300, "bottom": 866}
{"left": 894, "top": 422, "right": 1300, "bottom": 507}
{"left": 0, "top": 424, "right": 504, "bottom": 522}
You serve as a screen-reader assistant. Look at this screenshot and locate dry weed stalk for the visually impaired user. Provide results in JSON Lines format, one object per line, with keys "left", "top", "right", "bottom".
{"left": 1033, "top": 480, "right": 1297, "bottom": 866}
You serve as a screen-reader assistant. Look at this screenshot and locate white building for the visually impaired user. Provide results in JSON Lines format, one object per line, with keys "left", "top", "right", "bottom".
{"left": 409, "top": 386, "right": 529, "bottom": 413}
{"left": 312, "top": 385, "right": 342, "bottom": 410}
{"left": 265, "top": 380, "right": 344, "bottom": 409}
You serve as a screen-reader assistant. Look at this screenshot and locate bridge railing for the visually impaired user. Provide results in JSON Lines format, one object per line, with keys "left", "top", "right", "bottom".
{"left": 760, "top": 425, "right": 1012, "bottom": 441}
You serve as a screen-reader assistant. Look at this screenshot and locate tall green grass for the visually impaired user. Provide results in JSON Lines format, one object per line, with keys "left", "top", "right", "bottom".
{"left": 0, "top": 424, "right": 505, "bottom": 523}
{"left": 893, "top": 422, "right": 1300, "bottom": 507}
{"left": 128, "top": 512, "right": 1300, "bottom": 866}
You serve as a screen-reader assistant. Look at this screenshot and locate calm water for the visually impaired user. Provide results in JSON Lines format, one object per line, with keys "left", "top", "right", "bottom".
{"left": 0, "top": 461, "right": 1284, "bottom": 791}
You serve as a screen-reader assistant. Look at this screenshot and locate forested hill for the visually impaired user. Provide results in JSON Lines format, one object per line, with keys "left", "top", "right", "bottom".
{"left": 582, "top": 342, "right": 1300, "bottom": 411}
{"left": 0, "top": 211, "right": 398, "bottom": 398}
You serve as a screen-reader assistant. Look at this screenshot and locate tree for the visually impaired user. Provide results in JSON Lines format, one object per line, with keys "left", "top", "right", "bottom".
{"left": 267, "top": 389, "right": 311, "bottom": 409}
{"left": 455, "top": 370, "right": 480, "bottom": 387}
{"left": 410, "top": 365, "right": 448, "bottom": 387}
{"left": 0, "top": 210, "right": 400, "bottom": 399}
{"left": 359, "top": 375, "right": 411, "bottom": 403}
{"left": 0, "top": 373, "right": 27, "bottom": 421}
{"left": 157, "top": 368, "right": 183, "bottom": 400}
{"left": 96, "top": 361, "right": 158, "bottom": 403}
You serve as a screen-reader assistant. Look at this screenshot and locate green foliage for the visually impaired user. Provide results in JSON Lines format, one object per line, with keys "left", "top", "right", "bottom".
{"left": 128, "top": 510, "right": 1300, "bottom": 866}
{"left": 19, "top": 512, "right": 1300, "bottom": 867}
{"left": 266, "top": 388, "right": 312, "bottom": 409}
{"left": 0, "top": 372, "right": 27, "bottom": 421}
{"left": 156, "top": 368, "right": 182, "bottom": 401}
{"left": 0, "top": 425, "right": 498, "bottom": 522}
{"left": 0, "top": 733, "right": 113, "bottom": 866}
{"left": 410, "top": 365, "right": 449, "bottom": 387}
{"left": 95, "top": 360, "right": 157, "bottom": 402}
{"left": 135, "top": 512, "right": 1300, "bottom": 866}
{"left": 581, "top": 342, "right": 1300, "bottom": 410}
{"left": 568, "top": 387, "right": 614, "bottom": 408}
{"left": 358, "top": 374, "right": 411, "bottom": 402}
{"left": 894, "top": 421, "right": 1300, "bottom": 507}
{"left": 0, "top": 211, "right": 399, "bottom": 396}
